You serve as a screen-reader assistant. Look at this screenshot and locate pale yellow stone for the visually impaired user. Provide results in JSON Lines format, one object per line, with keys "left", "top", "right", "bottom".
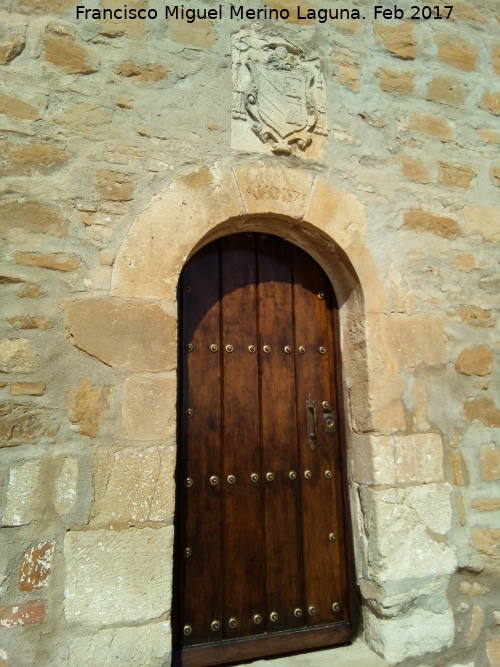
{"left": 111, "top": 166, "right": 243, "bottom": 301}
{"left": 373, "top": 23, "right": 420, "bottom": 60}
{"left": 43, "top": 35, "right": 97, "bottom": 74}
{"left": 333, "top": 49, "right": 361, "bottom": 90}
{"left": 9, "top": 382, "right": 45, "bottom": 396}
{"left": 459, "top": 305, "right": 494, "bottom": 327}
{"left": 0, "top": 201, "right": 67, "bottom": 237}
{"left": 378, "top": 313, "right": 447, "bottom": 368}
{"left": 480, "top": 90, "right": 500, "bottom": 116}
{"left": 410, "top": 113, "right": 453, "bottom": 141}
{"left": 122, "top": 376, "right": 176, "bottom": 441}
{"left": 467, "top": 606, "right": 483, "bottom": 646}
{"left": 54, "top": 458, "right": 78, "bottom": 517}
{"left": 438, "top": 163, "right": 475, "bottom": 189}
{"left": 2, "top": 461, "right": 42, "bottom": 526}
{"left": 65, "top": 298, "right": 177, "bottom": 371}
{"left": 0, "top": 339, "right": 35, "bottom": 373}
{"left": 14, "top": 252, "right": 79, "bottom": 272}
{"left": 0, "top": 93, "right": 39, "bottom": 121}
{"left": 69, "top": 378, "right": 110, "bottom": 439}
{"left": 455, "top": 345, "right": 493, "bottom": 376}
{"left": 478, "top": 129, "right": 500, "bottom": 144}
{"left": 396, "top": 156, "right": 429, "bottom": 183}
{"left": 90, "top": 445, "right": 176, "bottom": 524}
{"left": 455, "top": 254, "right": 475, "bottom": 271}
{"left": 0, "top": 141, "right": 70, "bottom": 177}
{"left": 168, "top": 19, "right": 217, "bottom": 46}
{"left": 464, "top": 206, "right": 500, "bottom": 242}
{"left": 115, "top": 61, "right": 166, "bottom": 84}
{"left": 465, "top": 398, "right": 500, "bottom": 427}
{"left": 472, "top": 499, "right": 500, "bottom": 512}
{"left": 427, "top": 76, "right": 468, "bottom": 106}
{"left": 435, "top": 34, "right": 477, "bottom": 71}
{"left": 377, "top": 68, "right": 415, "bottom": 93}
{"left": 480, "top": 445, "right": 500, "bottom": 481}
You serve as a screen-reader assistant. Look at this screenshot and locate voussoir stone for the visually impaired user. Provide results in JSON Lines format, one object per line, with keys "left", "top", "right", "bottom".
{"left": 64, "top": 527, "right": 173, "bottom": 625}
{"left": 65, "top": 298, "right": 176, "bottom": 371}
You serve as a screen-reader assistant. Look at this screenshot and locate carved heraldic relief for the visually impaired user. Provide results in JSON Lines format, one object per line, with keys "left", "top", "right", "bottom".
{"left": 232, "top": 30, "right": 327, "bottom": 155}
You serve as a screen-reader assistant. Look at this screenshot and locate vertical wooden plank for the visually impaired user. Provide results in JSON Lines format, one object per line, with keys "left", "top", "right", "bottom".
{"left": 221, "top": 234, "right": 265, "bottom": 640}
{"left": 179, "top": 243, "right": 223, "bottom": 646}
{"left": 292, "top": 247, "right": 343, "bottom": 627}
{"left": 257, "top": 235, "right": 305, "bottom": 632}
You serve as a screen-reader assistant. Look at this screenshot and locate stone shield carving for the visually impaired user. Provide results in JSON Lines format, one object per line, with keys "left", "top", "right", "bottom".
{"left": 232, "top": 31, "right": 327, "bottom": 156}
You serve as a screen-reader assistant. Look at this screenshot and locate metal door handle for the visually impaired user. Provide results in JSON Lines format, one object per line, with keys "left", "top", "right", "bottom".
{"left": 306, "top": 394, "right": 317, "bottom": 450}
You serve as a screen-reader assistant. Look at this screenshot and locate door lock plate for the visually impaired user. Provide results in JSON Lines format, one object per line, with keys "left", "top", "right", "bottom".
{"left": 323, "top": 411, "right": 336, "bottom": 434}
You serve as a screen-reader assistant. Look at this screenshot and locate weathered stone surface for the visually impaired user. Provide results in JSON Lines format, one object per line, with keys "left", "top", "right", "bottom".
{"left": 455, "top": 345, "right": 492, "bottom": 376}
{"left": 19, "top": 541, "right": 55, "bottom": 591}
{"left": 352, "top": 433, "right": 444, "bottom": 486}
{"left": 396, "top": 155, "right": 428, "bottom": 183}
{"left": 16, "top": 0, "right": 75, "bottom": 12}
{"left": 0, "top": 339, "right": 35, "bottom": 372}
{"left": 459, "top": 305, "right": 494, "bottom": 327}
{"left": 489, "top": 166, "right": 500, "bottom": 187}
{"left": 467, "top": 605, "right": 484, "bottom": 646}
{"left": 333, "top": 49, "right": 360, "bottom": 90}
{"left": 435, "top": 34, "right": 477, "bottom": 71}
{"left": 410, "top": 113, "right": 453, "bottom": 141}
{"left": 480, "top": 90, "right": 500, "bottom": 116}
{"left": 0, "top": 401, "right": 58, "bottom": 446}
{"left": 438, "top": 163, "right": 475, "bottom": 189}
{"left": 17, "top": 283, "right": 42, "bottom": 298}
{"left": 64, "top": 527, "right": 174, "bottom": 625}
{"left": 14, "top": 252, "right": 79, "bottom": 272}
{"left": 68, "top": 621, "right": 171, "bottom": 667}
{"left": 404, "top": 210, "right": 460, "bottom": 239}
{"left": 7, "top": 316, "right": 52, "bottom": 330}
{"left": 472, "top": 499, "right": 500, "bottom": 512}
{"left": 169, "top": 18, "right": 217, "bottom": 46}
{"left": 378, "top": 314, "right": 447, "bottom": 368}
{"left": 487, "top": 638, "right": 500, "bottom": 667}
{"left": 0, "top": 141, "right": 70, "bottom": 177}
{"left": 54, "top": 457, "right": 78, "bottom": 516}
{"left": 69, "top": 377, "right": 110, "bottom": 438}
{"left": 478, "top": 129, "right": 500, "bottom": 144}
{"left": 65, "top": 298, "right": 176, "bottom": 371}
{"left": 463, "top": 206, "right": 500, "bottom": 242}
{"left": 480, "top": 445, "right": 500, "bottom": 481}
{"left": 455, "top": 254, "right": 475, "bottom": 271}
{"left": 373, "top": 23, "right": 420, "bottom": 59}
{"left": 96, "top": 169, "right": 133, "bottom": 201}
{"left": 0, "top": 93, "right": 39, "bottom": 121}
{"left": 471, "top": 528, "right": 500, "bottom": 573}
{"left": 0, "top": 601, "right": 45, "bottom": 628}
{"left": 427, "top": 76, "right": 467, "bottom": 106}
{"left": 115, "top": 61, "right": 166, "bottom": 84}
{"left": 464, "top": 398, "right": 500, "bottom": 427}
{"left": 9, "top": 382, "right": 46, "bottom": 396}
{"left": 43, "top": 35, "right": 97, "bottom": 74}
{"left": 2, "top": 461, "right": 42, "bottom": 526}
{"left": 0, "top": 33, "right": 25, "bottom": 65}
{"left": 50, "top": 103, "right": 112, "bottom": 136}
{"left": 0, "top": 200, "right": 67, "bottom": 237}
{"left": 90, "top": 445, "right": 176, "bottom": 524}
{"left": 493, "top": 46, "right": 500, "bottom": 75}
{"left": 122, "top": 376, "right": 176, "bottom": 441}
{"left": 99, "top": 0, "right": 147, "bottom": 36}
{"left": 377, "top": 68, "right": 415, "bottom": 93}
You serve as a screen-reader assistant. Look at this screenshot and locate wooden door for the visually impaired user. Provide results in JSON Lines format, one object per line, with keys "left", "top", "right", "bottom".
{"left": 173, "top": 234, "right": 357, "bottom": 667}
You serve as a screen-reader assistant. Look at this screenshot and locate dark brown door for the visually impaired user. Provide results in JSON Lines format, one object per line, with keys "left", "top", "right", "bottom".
{"left": 173, "top": 234, "right": 357, "bottom": 667}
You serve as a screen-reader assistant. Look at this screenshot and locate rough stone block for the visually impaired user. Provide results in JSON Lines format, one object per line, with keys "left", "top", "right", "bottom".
{"left": 0, "top": 141, "right": 70, "bottom": 177}
{"left": 404, "top": 210, "right": 460, "bottom": 239}
{"left": 0, "top": 33, "right": 25, "bottom": 64}
{"left": 410, "top": 113, "right": 453, "bottom": 141}
{"left": 19, "top": 541, "right": 55, "bottom": 591}
{"left": 0, "top": 601, "right": 45, "bottom": 628}
{"left": 96, "top": 169, "right": 133, "bottom": 201}
{"left": 470, "top": 528, "right": 500, "bottom": 573}
{"left": 455, "top": 345, "right": 492, "bottom": 376}
{"left": 378, "top": 313, "right": 447, "bottom": 368}
{"left": 122, "top": 376, "right": 176, "bottom": 441}
{"left": 435, "top": 34, "right": 477, "bottom": 71}
{"left": 64, "top": 527, "right": 174, "bottom": 625}
{"left": 65, "top": 298, "right": 177, "bottom": 371}
{"left": 0, "top": 339, "right": 35, "bottom": 373}
{"left": 69, "top": 377, "right": 110, "bottom": 438}
{"left": 376, "top": 68, "right": 415, "bottom": 93}
{"left": 43, "top": 34, "right": 97, "bottom": 74}
{"left": 9, "top": 382, "right": 46, "bottom": 396}
{"left": 373, "top": 23, "right": 420, "bottom": 59}
{"left": 14, "top": 252, "right": 79, "bottom": 272}
{"left": 481, "top": 90, "right": 500, "bottom": 116}
{"left": 0, "top": 401, "right": 58, "bottom": 446}
{"left": 427, "top": 76, "right": 468, "bottom": 106}
{"left": 351, "top": 433, "right": 444, "bottom": 485}
{"left": 7, "top": 316, "right": 52, "bottom": 330}
{"left": 487, "top": 638, "right": 500, "bottom": 667}
{"left": 396, "top": 155, "right": 428, "bottom": 183}
{"left": 2, "top": 460, "right": 42, "bottom": 526}
{"left": 68, "top": 621, "right": 171, "bottom": 667}
{"left": 90, "top": 445, "right": 176, "bottom": 524}
{"left": 480, "top": 444, "right": 500, "bottom": 481}
{"left": 463, "top": 206, "right": 500, "bottom": 242}
{"left": 459, "top": 305, "right": 494, "bottom": 327}
{"left": 332, "top": 49, "right": 360, "bottom": 90}
{"left": 54, "top": 457, "right": 78, "bottom": 516}
{"left": 438, "top": 163, "right": 475, "bottom": 189}
{"left": 0, "top": 93, "right": 39, "bottom": 121}
{"left": 464, "top": 397, "right": 500, "bottom": 427}
{"left": 364, "top": 607, "right": 454, "bottom": 663}
{"left": 490, "top": 166, "right": 500, "bottom": 187}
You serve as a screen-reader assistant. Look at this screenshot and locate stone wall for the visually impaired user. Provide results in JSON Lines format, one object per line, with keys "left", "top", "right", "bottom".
{"left": 0, "top": 1, "right": 499, "bottom": 666}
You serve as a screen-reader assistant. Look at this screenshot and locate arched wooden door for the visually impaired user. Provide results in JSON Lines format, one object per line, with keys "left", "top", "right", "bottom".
{"left": 173, "top": 233, "right": 357, "bottom": 667}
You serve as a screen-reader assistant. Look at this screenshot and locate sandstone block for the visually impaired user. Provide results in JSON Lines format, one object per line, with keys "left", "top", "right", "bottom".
{"left": 480, "top": 90, "right": 500, "bottom": 116}
{"left": 0, "top": 200, "right": 67, "bottom": 237}
{"left": 16, "top": 0, "right": 76, "bottom": 12}
{"left": 19, "top": 541, "right": 55, "bottom": 591}
{"left": 2, "top": 461, "right": 42, "bottom": 526}
{"left": 99, "top": 0, "right": 147, "bottom": 36}
{"left": 90, "top": 445, "right": 176, "bottom": 525}
{"left": 54, "top": 457, "right": 78, "bottom": 516}
{"left": 427, "top": 76, "right": 467, "bottom": 106}
{"left": 455, "top": 345, "right": 492, "bottom": 376}
{"left": 480, "top": 444, "right": 500, "bottom": 481}
{"left": 404, "top": 210, "right": 460, "bottom": 239}
{"left": 364, "top": 606, "right": 454, "bottom": 663}
{"left": 69, "top": 377, "right": 110, "bottom": 439}
{"left": 463, "top": 206, "right": 500, "bottom": 242}
{"left": 352, "top": 433, "right": 444, "bottom": 486}
{"left": 451, "top": 453, "right": 465, "bottom": 486}
{"left": 122, "top": 376, "right": 176, "bottom": 441}
{"left": 332, "top": 50, "right": 360, "bottom": 91}
{"left": 493, "top": 47, "right": 500, "bottom": 75}
{"left": 0, "top": 93, "right": 39, "bottom": 121}
{"left": 50, "top": 103, "right": 111, "bottom": 136}
{"left": 0, "top": 339, "right": 35, "bottom": 372}
{"left": 459, "top": 305, "right": 494, "bottom": 327}
{"left": 396, "top": 155, "right": 428, "bottom": 183}
{"left": 471, "top": 528, "right": 500, "bottom": 573}
{"left": 455, "top": 254, "right": 475, "bottom": 271}
{"left": 6, "top": 316, "right": 52, "bottom": 330}
{"left": 487, "top": 638, "right": 500, "bottom": 667}
{"left": 467, "top": 605, "right": 484, "bottom": 646}
{"left": 9, "top": 382, "right": 46, "bottom": 396}
{"left": 410, "top": 113, "right": 453, "bottom": 141}
{"left": 0, "top": 141, "right": 70, "bottom": 177}
{"left": 438, "top": 163, "right": 475, "bottom": 189}
{"left": 96, "top": 169, "right": 133, "bottom": 201}
{"left": 0, "top": 401, "right": 58, "bottom": 446}
{"left": 435, "top": 34, "right": 477, "bottom": 71}
{"left": 14, "top": 252, "right": 79, "bottom": 272}
{"left": 64, "top": 527, "right": 173, "bottom": 625}
{"left": 465, "top": 398, "right": 500, "bottom": 427}
{"left": 65, "top": 298, "right": 176, "bottom": 371}
{"left": 0, "top": 601, "right": 45, "bottom": 628}
{"left": 169, "top": 18, "right": 217, "bottom": 46}
{"left": 373, "top": 23, "right": 420, "bottom": 59}
{"left": 43, "top": 34, "right": 97, "bottom": 74}
{"left": 68, "top": 621, "right": 171, "bottom": 667}
{"left": 378, "top": 313, "right": 447, "bottom": 368}
{"left": 472, "top": 499, "right": 500, "bottom": 512}
{"left": 490, "top": 166, "right": 500, "bottom": 187}
{"left": 478, "top": 129, "right": 500, "bottom": 144}
{"left": 377, "top": 68, "right": 415, "bottom": 93}
{"left": 17, "top": 283, "right": 42, "bottom": 298}
{"left": 115, "top": 61, "right": 166, "bottom": 84}
{"left": 0, "top": 33, "right": 25, "bottom": 65}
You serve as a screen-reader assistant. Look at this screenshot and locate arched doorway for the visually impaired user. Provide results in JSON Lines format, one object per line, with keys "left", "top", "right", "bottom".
{"left": 172, "top": 232, "right": 358, "bottom": 666}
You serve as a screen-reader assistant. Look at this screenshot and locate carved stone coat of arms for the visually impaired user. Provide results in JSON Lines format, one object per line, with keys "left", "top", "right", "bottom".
{"left": 232, "top": 31, "right": 327, "bottom": 156}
